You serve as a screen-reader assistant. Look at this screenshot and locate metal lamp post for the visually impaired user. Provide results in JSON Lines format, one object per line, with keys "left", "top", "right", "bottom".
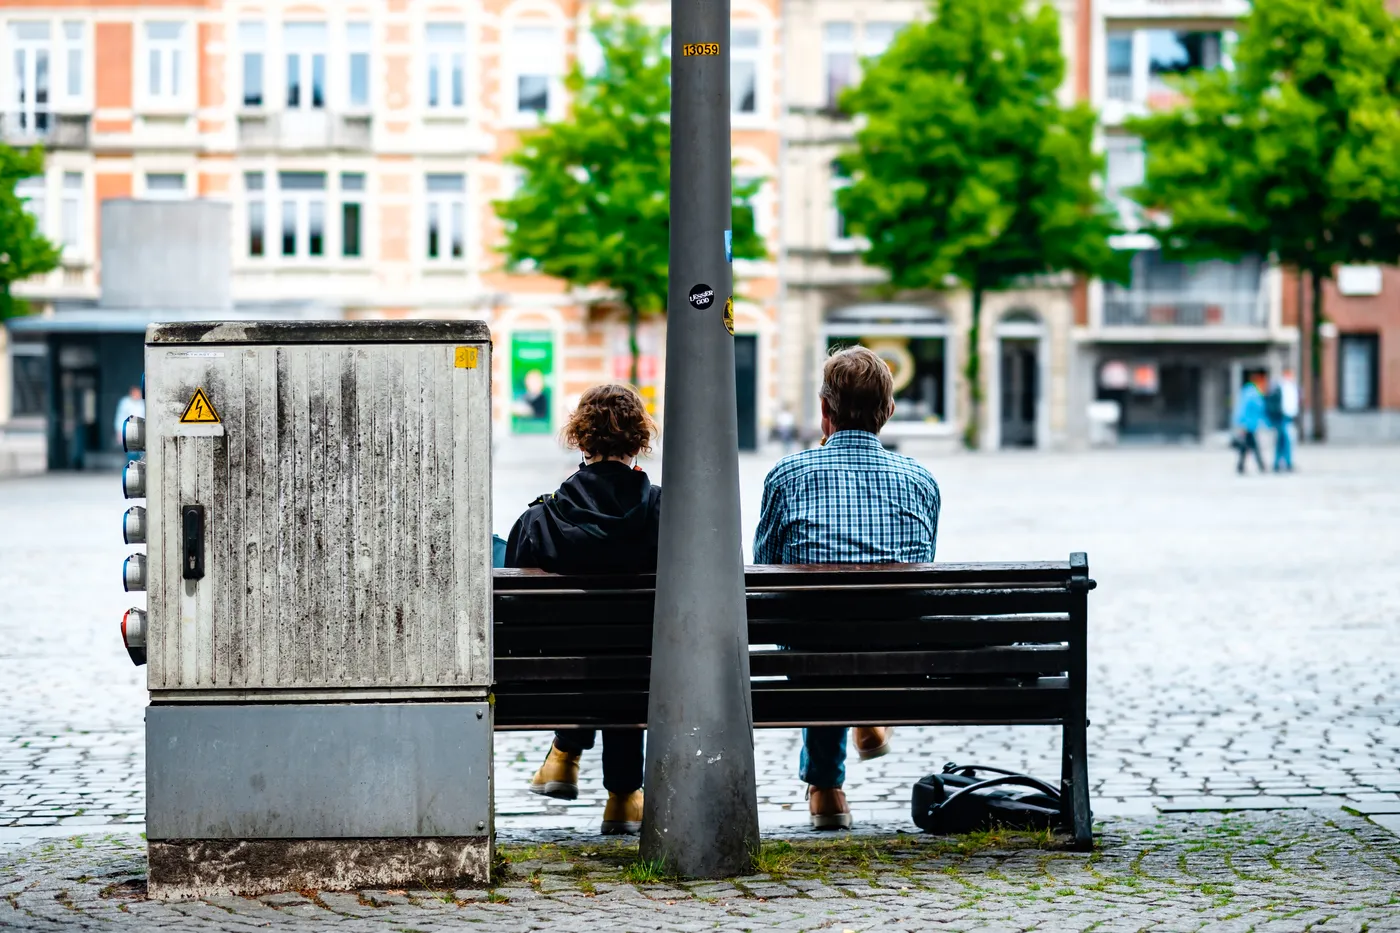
{"left": 640, "top": 0, "right": 760, "bottom": 878}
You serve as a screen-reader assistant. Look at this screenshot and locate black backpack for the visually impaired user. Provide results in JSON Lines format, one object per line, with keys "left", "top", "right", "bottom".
{"left": 912, "top": 763, "right": 1065, "bottom": 834}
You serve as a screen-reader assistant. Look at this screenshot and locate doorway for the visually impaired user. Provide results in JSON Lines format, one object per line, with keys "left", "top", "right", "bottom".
{"left": 55, "top": 347, "right": 100, "bottom": 470}
{"left": 734, "top": 334, "right": 758, "bottom": 451}
{"left": 999, "top": 338, "right": 1038, "bottom": 448}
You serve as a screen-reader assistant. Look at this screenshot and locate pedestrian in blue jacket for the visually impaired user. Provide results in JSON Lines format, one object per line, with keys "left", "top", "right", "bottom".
{"left": 1233, "top": 376, "right": 1267, "bottom": 474}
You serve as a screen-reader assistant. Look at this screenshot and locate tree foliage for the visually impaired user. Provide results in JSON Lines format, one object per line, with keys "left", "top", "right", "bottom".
{"left": 838, "top": 0, "right": 1125, "bottom": 448}
{"left": 1127, "top": 0, "right": 1400, "bottom": 439}
{"left": 495, "top": 12, "right": 765, "bottom": 382}
{"left": 0, "top": 144, "right": 61, "bottom": 319}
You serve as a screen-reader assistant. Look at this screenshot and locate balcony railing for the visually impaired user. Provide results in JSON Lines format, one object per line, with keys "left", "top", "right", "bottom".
{"left": 1101, "top": 290, "right": 1267, "bottom": 328}
{"left": 237, "top": 111, "right": 373, "bottom": 152}
{"left": 0, "top": 111, "right": 90, "bottom": 149}
{"left": 1106, "top": 74, "right": 1135, "bottom": 103}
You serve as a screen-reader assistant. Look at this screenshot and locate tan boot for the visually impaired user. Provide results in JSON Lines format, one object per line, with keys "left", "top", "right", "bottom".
{"left": 528, "top": 744, "right": 581, "bottom": 800}
{"left": 808, "top": 785, "right": 852, "bottom": 830}
{"left": 601, "top": 789, "right": 643, "bottom": 835}
{"left": 852, "top": 726, "right": 893, "bottom": 761}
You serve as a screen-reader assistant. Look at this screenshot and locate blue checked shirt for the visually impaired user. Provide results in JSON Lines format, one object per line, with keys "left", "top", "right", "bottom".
{"left": 753, "top": 430, "right": 940, "bottom": 565}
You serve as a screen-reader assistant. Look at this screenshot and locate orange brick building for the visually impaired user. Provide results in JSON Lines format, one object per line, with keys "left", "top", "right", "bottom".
{"left": 3, "top": 0, "right": 782, "bottom": 445}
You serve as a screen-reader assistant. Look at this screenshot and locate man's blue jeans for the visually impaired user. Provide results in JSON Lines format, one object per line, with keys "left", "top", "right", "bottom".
{"left": 799, "top": 726, "right": 847, "bottom": 788}
{"left": 1274, "top": 418, "right": 1294, "bottom": 471}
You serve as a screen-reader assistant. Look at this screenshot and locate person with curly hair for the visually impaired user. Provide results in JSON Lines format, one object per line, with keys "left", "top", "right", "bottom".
{"left": 506, "top": 384, "right": 660, "bottom": 834}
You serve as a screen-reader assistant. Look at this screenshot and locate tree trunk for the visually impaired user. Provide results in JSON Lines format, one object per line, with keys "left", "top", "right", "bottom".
{"left": 1310, "top": 270, "right": 1326, "bottom": 442}
{"left": 962, "top": 287, "right": 984, "bottom": 451}
{"left": 1295, "top": 268, "right": 1306, "bottom": 444}
{"left": 628, "top": 303, "right": 641, "bottom": 386}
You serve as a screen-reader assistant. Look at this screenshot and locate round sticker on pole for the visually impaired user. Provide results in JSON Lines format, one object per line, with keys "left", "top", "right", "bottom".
{"left": 688, "top": 284, "right": 715, "bottom": 310}
{"left": 723, "top": 296, "right": 734, "bottom": 335}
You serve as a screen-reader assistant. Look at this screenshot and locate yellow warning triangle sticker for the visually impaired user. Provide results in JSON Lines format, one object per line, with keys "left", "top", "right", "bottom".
{"left": 179, "top": 387, "right": 221, "bottom": 424}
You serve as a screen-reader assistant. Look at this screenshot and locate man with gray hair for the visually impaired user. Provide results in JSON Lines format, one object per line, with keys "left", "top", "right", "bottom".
{"left": 754, "top": 345, "right": 941, "bottom": 829}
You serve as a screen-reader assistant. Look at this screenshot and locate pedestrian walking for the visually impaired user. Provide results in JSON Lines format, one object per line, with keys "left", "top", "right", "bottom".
{"left": 114, "top": 386, "right": 145, "bottom": 463}
{"left": 1272, "top": 368, "right": 1299, "bottom": 472}
{"left": 1232, "top": 375, "right": 1267, "bottom": 474}
{"left": 507, "top": 384, "right": 660, "bottom": 835}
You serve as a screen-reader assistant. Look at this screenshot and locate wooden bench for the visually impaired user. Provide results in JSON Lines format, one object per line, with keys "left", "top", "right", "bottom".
{"left": 492, "top": 553, "right": 1096, "bottom": 847}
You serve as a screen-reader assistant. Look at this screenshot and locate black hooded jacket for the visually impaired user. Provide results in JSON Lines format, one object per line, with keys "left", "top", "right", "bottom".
{"left": 504, "top": 461, "right": 662, "bottom": 574}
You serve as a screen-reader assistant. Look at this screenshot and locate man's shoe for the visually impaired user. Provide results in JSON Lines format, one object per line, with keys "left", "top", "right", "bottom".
{"left": 853, "top": 726, "right": 893, "bottom": 761}
{"left": 808, "top": 786, "right": 853, "bottom": 831}
{"left": 601, "top": 790, "right": 643, "bottom": 835}
{"left": 528, "top": 744, "right": 581, "bottom": 800}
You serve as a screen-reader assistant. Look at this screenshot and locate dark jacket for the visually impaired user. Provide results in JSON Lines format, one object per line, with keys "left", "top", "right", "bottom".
{"left": 505, "top": 461, "right": 662, "bottom": 574}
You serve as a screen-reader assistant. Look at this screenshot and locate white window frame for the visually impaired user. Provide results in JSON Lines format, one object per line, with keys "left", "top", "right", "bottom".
{"left": 9, "top": 22, "right": 52, "bottom": 135}
{"left": 345, "top": 22, "right": 372, "bottom": 111}
{"left": 61, "top": 171, "right": 83, "bottom": 255}
{"left": 283, "top": 22, "right": 328, "bottom": 111}
{"left": 238, "top": 21, "right": 266, "bottom": 109}
{"left": 731, "top": 25, "right": 763, "bottom": 124}
{"left": 425, "top": 22, "right": 467, "bottom": 113}
{"left": 277, "top": 171, "right": 328, "bottom": 260}
{"left": 340, "top": 171, "right": 366, "bottom": 259}
{"left": 822, "top": 22, "right": 855, "bottom": 110}
{"left": 829, "top": 161, "right": 861, "bottom": 253}
{"left": 15, "top": 174, "right": 47, "bottom": 236}
{"left": 506, "top": 25, "right": 563, "bottom": 126}
{"left": 245, "top": 171, "right": 267, "bottom": 258}
{"left": 60, "top": 21, "right": 87, "bottom": 106}
{"left": 734, "top": 170, "right": 772, "bottom": 248}
{"left": 139, "top": 20, "right": 193, "bottom": 111}
{"left": 142, "top": 172, "right": 188, "bottom": 200}
{"left": 424, "top": 173, "right": 467, "bottom": 264}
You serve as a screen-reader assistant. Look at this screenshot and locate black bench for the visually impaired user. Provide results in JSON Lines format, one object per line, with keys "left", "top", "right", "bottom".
{"left": 492, "top": 553, "right": 1096, "bottom": 847}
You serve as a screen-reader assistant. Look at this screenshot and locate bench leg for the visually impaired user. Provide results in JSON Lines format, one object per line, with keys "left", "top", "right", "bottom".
{"left": 1061, "top": 715, "right": 1092, "bottom": 850}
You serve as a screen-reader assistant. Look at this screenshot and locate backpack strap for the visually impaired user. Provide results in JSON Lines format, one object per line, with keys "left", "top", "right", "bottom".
{"left": 937, "top": 774, "right": 1062, "bottom": 808}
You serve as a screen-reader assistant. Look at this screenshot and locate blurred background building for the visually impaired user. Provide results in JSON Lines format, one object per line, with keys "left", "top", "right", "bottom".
{"left": 1, "top": 0, "right": 1395, "bottom": 468}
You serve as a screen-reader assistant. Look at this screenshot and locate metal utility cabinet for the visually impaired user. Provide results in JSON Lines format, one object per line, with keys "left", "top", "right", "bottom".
{"left": 121, "top": 321, "right": 493, "bottom": 898}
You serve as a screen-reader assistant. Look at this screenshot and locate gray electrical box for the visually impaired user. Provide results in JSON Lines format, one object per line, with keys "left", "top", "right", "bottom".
{"left": 124, "top": 320, "right": 494, "bottom": 898}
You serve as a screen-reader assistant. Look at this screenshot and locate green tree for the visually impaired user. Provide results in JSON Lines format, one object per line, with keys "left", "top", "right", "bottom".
{"left": 0, "top": 144, "right": 61, "bottom": 319}
{"left": 1128, "top": 0, "right": 1400, "bottom": 441}
{"left": 495, "top": 12, "right": 765, "bottom": 383}
{"left": 837, "top": 0, "right": 1125, "bottom": 449}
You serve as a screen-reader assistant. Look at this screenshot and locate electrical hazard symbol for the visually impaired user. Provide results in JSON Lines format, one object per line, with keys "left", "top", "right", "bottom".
{"left": 179, "top": 388, "right": 221, "bottom": 425}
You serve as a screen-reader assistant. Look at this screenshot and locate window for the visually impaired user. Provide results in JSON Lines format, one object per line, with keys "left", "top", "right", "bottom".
{"left": 509, "top": 26, "right": 561, "bottom": 121}
{"left": 732, "top": 28, "right": 760, "bottom": 116}
{"left": 61, "top": 172, "right": 81, "bottom": 251}
{"left": 426, "top": 23, "right": 466, "bottom": 110}
{"left": 578, "top": 26, "right": 605, "bottom": 78}
{"left": 62, "top": 22, "right": 84, "bottom": 99}
{"left": 1105, "top": 136, "right": 1145, "bottom": 206}
{"left": 341, "top": 172, "right": 364, "bottom": 258}
{"left": 830, "top": 160, "right": 854, "bottom": 250}
{"left": 425, "top": 173, "right": 465, "bottom": 261}
{"left": 16, "top": 175, "right": 45, "bottom": 231}
{"left": 823, "top": 23, "right": 854, "bottom": 109}
{"left": 239, "top": 21, "right": 265, "bottom": 107}
{"left": 145, "top": 22, "right": 185, "bottom": 101}
{"left": 145, "top": 173, "right": 186, "bottom": 199}
{"left": 1106, "top": 32, "right": 1133, "bottom": 101}
{"left": 862, "top": 21, "right": 898, "bottom": 58}
{"left": 10, "top": 23, "right": 51, "bottom": 134}
{"left": 279, "top": 171, "right": 326, "bottom": 258}
{"left": 1339, "top": 334, "right": 1380, "bottom": 411}
{"left": 347, "top": 22, "right": 371, "bottom": 109}
{"left": 284, "top": 22, "right": 327, "bottom": 110}
{"left": 246, "top": 172, "right": 265, "bottom": 257}
{"left": 11, "top": 344, "right": 48, "bottom": 419}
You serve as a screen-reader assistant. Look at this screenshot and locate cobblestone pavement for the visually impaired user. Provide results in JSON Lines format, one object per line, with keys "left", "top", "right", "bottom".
{"left": 4, "top": 812, "right": 1400, "bottom": 930}
{"left": 5, "top": 444, "right": 1397, "bottom": 841}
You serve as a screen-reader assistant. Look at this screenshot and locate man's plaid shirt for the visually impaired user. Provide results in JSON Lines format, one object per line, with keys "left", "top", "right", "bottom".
{"left": 753, "top": 430, "right": 940, "bottom": 565}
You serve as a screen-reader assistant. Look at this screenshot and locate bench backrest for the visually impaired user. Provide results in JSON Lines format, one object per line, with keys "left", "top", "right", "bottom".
{"left": 492, "top": 555, "right": 1092, "bottom": 730}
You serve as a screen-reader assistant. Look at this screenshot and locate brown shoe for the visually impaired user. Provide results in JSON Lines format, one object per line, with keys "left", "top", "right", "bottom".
{"left": 601, "top": 790, "right": 643, "bottom": 835}
{"left": 808, "top": 785, "right": 852, "bottom": 830}
{"left": 528, "top": 744, "right": 581, "bottom": 800}
{"left": 853, "top": 726, "right": 893, "bottom": 761}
